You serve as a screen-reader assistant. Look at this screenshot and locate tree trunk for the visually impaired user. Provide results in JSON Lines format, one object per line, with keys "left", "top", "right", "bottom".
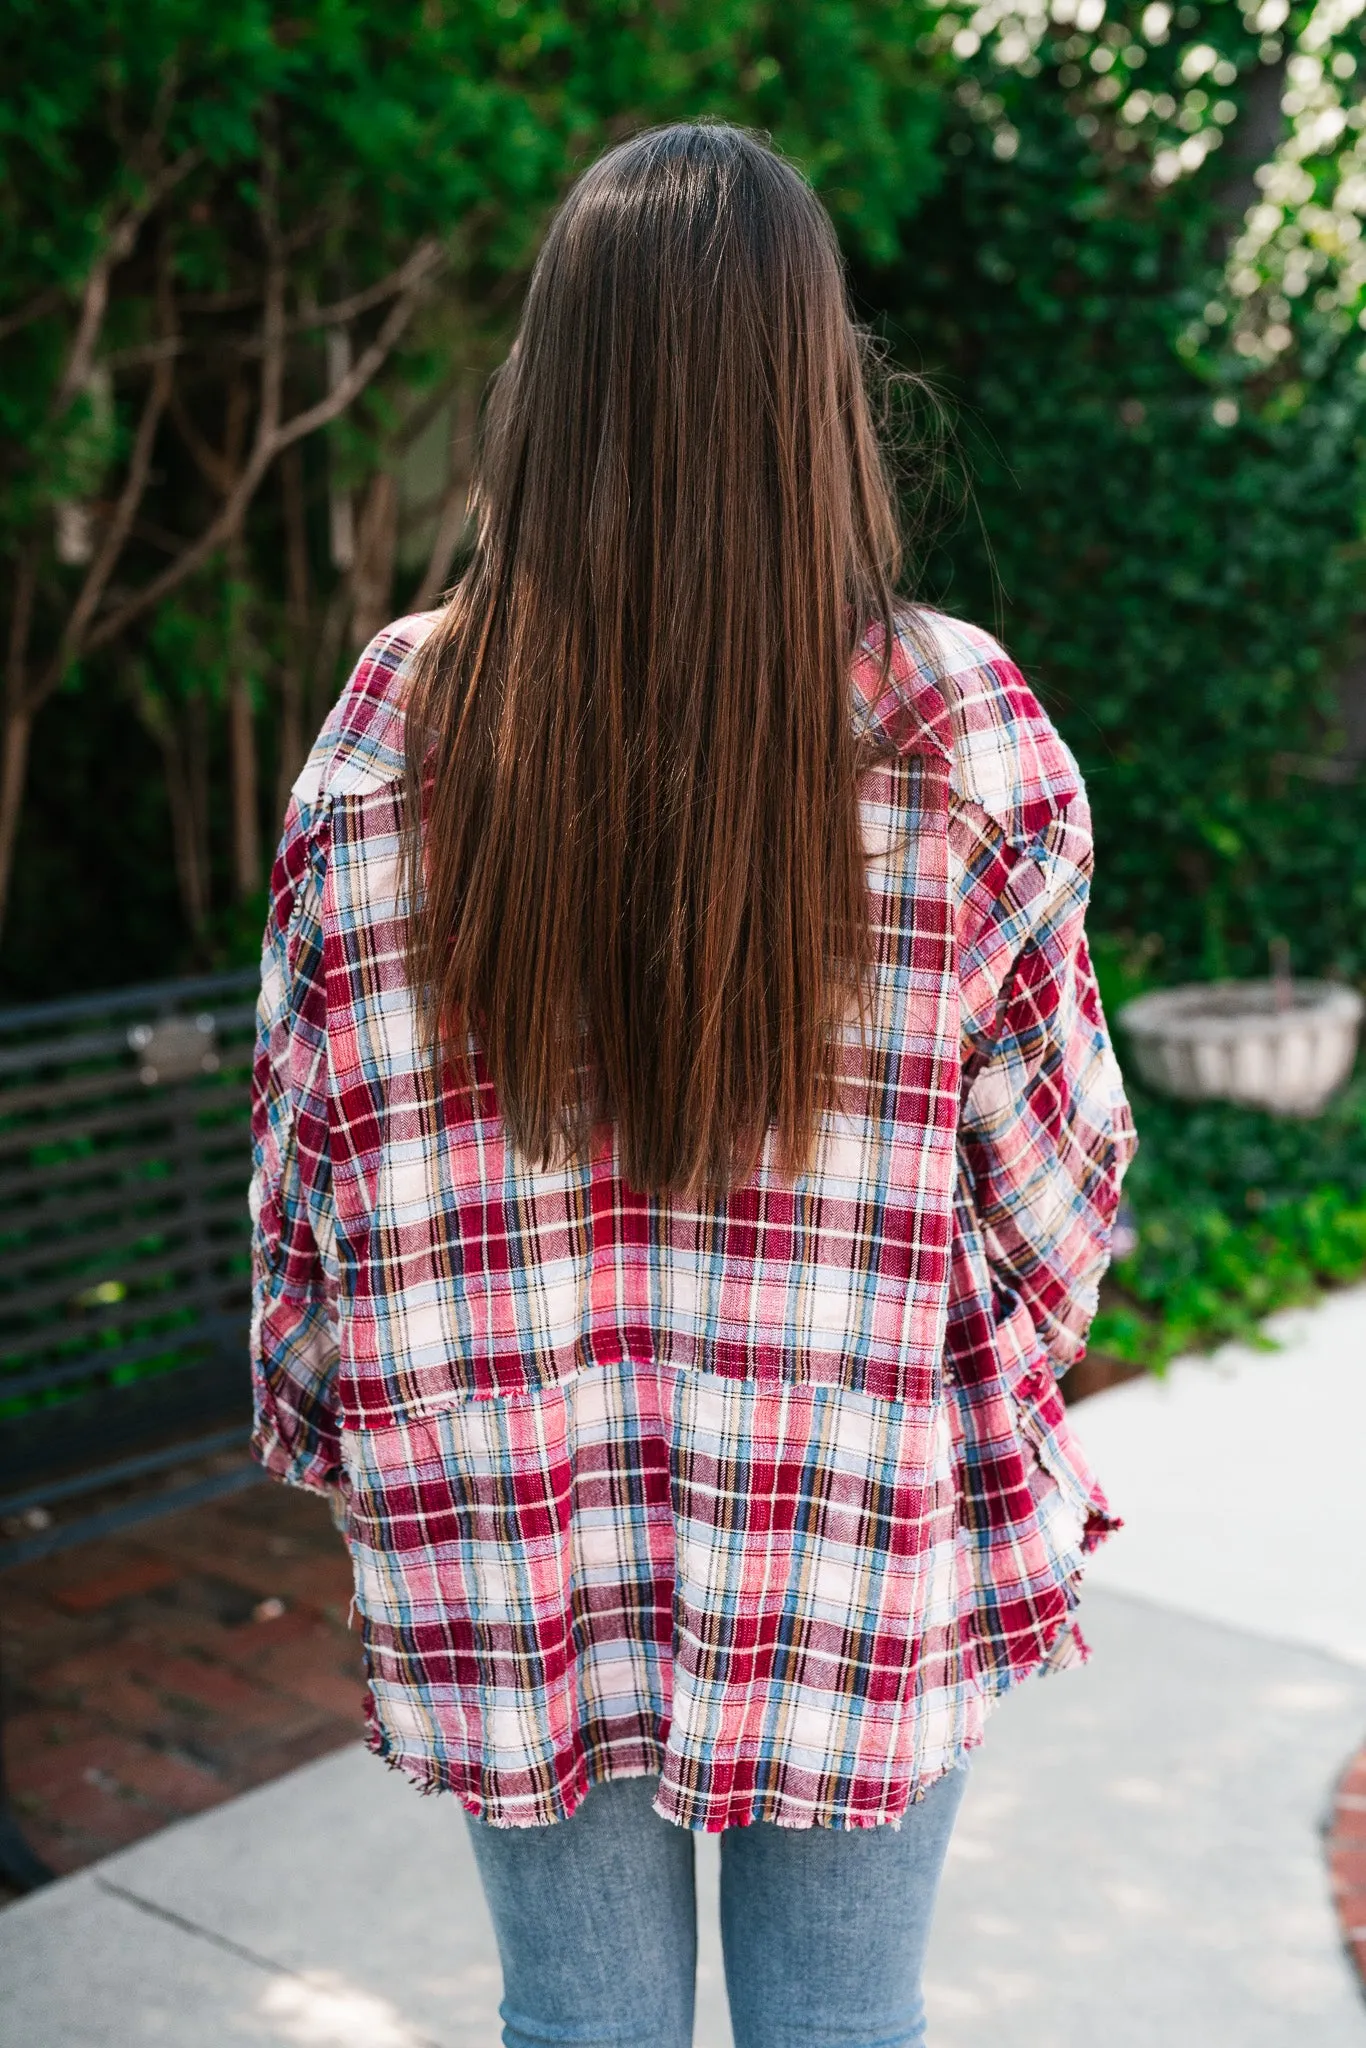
{"left": 126, "top": 668, "right": 211, "bottom": 941}
{"left": 0, "top": 701, "right": 33, "bottom": 943}
{"left": 0, "top": 547, "right": 38, "bottom": 942}
{"left": 228, "top": 672, "right": 260, "bottom": 897}
{"left": 161, "top": 716, "right": 211, "bottom": 939}
{"left": 350, "top": 470, "right": 398, "bottom": 655}
{"left": 187, "top": 693, "right": 211, "bottom": 935}
{"left": 327, "top": 326, "right": 356, "bottom": 572}
{"left": 276, "top": 444, "right": 311, "bottom": 820}
{"left": 408, "top": 377, "right": 478, "bottom": 612}
{"left": 226, "top": 530, "right": 261, "bottom": 897}
{"left": 310, "top": 581, "right": 353, "bottom": 735}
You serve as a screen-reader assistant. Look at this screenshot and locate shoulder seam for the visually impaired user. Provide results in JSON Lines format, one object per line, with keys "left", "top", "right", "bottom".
{"left": 293, "top": 611, "right": 440, "bottom": 804}
{"left": 919, "top": 613, "right": 1082, "bottom": 849}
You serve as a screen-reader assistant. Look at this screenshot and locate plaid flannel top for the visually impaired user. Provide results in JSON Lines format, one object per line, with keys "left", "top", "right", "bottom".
{"left": 250, "top": 608, "right": 1135, "bottom": 1831}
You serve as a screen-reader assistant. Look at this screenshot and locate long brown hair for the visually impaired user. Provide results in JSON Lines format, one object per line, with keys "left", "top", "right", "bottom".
{"left": 403, "top": 123, "right": 905, "bottom": 1196}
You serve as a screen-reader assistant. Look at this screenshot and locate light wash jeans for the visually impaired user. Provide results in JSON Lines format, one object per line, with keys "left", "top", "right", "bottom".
{"left": 464, "top": 1765, "right": 967, "bottom": 2048}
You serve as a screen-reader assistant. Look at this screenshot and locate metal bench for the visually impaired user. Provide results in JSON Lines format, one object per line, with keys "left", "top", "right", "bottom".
{"left": 0, "top": 968, "right": 260, "bottom": 1572}
{"left": 0, "top": 968, "right": 264, "bottom": 1888}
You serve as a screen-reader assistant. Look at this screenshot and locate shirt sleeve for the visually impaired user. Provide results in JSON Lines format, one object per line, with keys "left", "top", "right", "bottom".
{"left": 957, "top": 804, "right": 1137, "bottom": 1372}
{"left": 248, "top": 791, "right": 342, "bottom": 1493}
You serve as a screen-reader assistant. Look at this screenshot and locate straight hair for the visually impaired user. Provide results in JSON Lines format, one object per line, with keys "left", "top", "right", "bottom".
{"left": 402, "top": 122, "right": 906, "bottom": 1196}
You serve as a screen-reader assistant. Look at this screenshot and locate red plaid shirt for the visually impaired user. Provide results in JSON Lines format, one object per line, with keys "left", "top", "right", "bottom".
{"left": 250, "top": 608, "right": 1135, "bottom": 1830}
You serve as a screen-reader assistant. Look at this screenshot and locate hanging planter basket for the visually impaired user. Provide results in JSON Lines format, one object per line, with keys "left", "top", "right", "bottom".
{"left": 1117, "top": 980, "right": 1364, "bottom": 1118}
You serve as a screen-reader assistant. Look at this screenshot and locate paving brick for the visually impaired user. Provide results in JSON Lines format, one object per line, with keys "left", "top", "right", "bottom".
{"left": 11, "top": 1537, "right": 145, "bottom": 1601}
{"left": 242, "top": 1634, "right": 368, "bottom": 1723}
{"left": 224, "top": 1599, "right": 335, "bottom": 1651}
{"left": 1328, "top": 1741, "right": 1366, "bottom": 1997}
{"left": 11, "top": 1724, "right": 220, "bottom": 1827}
{"left": 49, "top": 1554, "right": 179, "bottom": 1614}
{"left": 87, "top": 1741, "right": 225, "bottom": 1814}
{"left": 207, "top": 1720, "right": 357, "bottom": 1795}
{"left": 27, "top": 1650, "right": 165, "bottom": 1732}
{"left": 0, "top": 1582, "right": 74, "bottom": 1648}
{"left": 1341, "top": 1756, "right": 1366, "bottom": 1795}
{"left": 1329, "top": 1845, "right": 1366, "bottom": 1894}
{"left": 132, "top": 1649, "right": 318, "bottom": 1727}
{"left": 15, "top": 1820, "right": 111, "bottom": 1878}
{"left": 1, "top": 1480, "right": 369, "bottom": 1881}
{"left": 4, "top": 1708, "right": 100, "bottom": 1794}
{"left": 148, "top": 1484, "right": 341, "bottom": 1553}
{"left": 82, "top": 1576, "right": 299, "bottom": 1666}
{"left": 142, "top": 1570, "right": 264, "bottom": 1628}
{"left": 140, "top": 1532, "right": 352, "bottom": 1613}
{"left": 17, "top": 1796, "right": 155, "bottom": 1874}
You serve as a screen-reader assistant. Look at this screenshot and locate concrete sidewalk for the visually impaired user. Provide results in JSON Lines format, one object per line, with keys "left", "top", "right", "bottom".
{"left": 3, "top": 1288, "right": 1365, "bottom": 2047}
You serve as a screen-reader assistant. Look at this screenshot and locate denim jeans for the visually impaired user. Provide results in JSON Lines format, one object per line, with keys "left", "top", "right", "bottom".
{"left": 464, "top": 1765, "right": 967, "bottom": 2048}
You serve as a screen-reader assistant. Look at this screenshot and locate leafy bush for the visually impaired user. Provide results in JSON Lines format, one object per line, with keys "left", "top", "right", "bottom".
{"left": 0, "top": 0, "right": 948, "bottom": 988}
{"left": 870, "top": 4, "right": 1366, "bottom": 1367}
{"left": 1091, "top": 1071, "right": 1366, "bottom": 1367}
{"left": 870, "top": 5, "right": 1366, "bottom": 990}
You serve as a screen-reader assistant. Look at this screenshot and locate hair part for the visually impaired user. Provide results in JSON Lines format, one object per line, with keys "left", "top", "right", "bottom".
{"left": 402, "top": 122, "right": 907, "bottom": 1196}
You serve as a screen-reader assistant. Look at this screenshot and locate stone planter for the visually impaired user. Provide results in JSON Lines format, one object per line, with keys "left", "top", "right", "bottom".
{"left": 1117, "top": 979, "right": 1364, "bottom": 1117}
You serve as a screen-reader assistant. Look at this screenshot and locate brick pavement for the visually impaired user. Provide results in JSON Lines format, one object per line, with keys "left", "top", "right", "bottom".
{"left": 1, "top": 1470, "right": 361, "bottom": 1889}
{"left": 1328, "top": 1740, "right": 1366, "bottom": 1994}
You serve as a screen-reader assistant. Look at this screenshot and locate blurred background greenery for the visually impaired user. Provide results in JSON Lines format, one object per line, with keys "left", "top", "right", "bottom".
{"left": 3, "top": 0, "right": 1365, "bottom": 1363}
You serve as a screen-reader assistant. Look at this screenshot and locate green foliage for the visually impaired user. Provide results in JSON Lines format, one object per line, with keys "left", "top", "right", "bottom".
{"left": 0, "top": 0, "right": 949, "bottom": 996}
{"left": 870, "top": 3, "right": 1366, "bottom": 988}
{"left": 1092, "top": 1072, "right": 1366, "bottom": 1366}
{"left": 4, "top": 676, "right": 180, "bottom": 992}
{"left": 869, "top": 4, "right": 1366, "bottom": 1367}
{"left": 0, "top": 0, "right": 947, "bottom": 514}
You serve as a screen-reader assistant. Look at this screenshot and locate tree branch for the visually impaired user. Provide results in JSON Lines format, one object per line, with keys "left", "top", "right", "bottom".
{"left": 38, "top": 337, "right": 175, "bottom": 703}
{"left": 81, "top": 260, "right": 437, "bottom": 659}
{"left": 103, "top": 335, "right": 189, "bottom": 371}
{"left": 257, "top": 124, "right": 286, "bottom": 448}
{"left": 0, "top": 285, "right": 65, "bottom": 345}
{"left": 408, "top": 483, "right": 471, "bottom": 613}
{"left": 389, "top": 357, "right": 471, "bottom": 459}
{"left": 407, "top": 373, "right": 478, "bottom": 611}
{"left": 5, "top": 546, "right": 38, "bottom": 716}
{"left": 168, "top": 380, "right": 234, "bottom": 495}
{"left": 176, "top": 285, "right": 264, "bottom": 314}
{"left": 278, "top": 265, "right": 441, "bottom": 446}
{"left": 259, "top": 256, "right": 286, "bottom": 450}
{"left": 291, "top": 240, "right": 443, "bottom": 329}
{"left": 0, "top": 546, "right": 41, "bottom": 931}
{"left": 52, "top": 149, "right": 201, "bottom": 418}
